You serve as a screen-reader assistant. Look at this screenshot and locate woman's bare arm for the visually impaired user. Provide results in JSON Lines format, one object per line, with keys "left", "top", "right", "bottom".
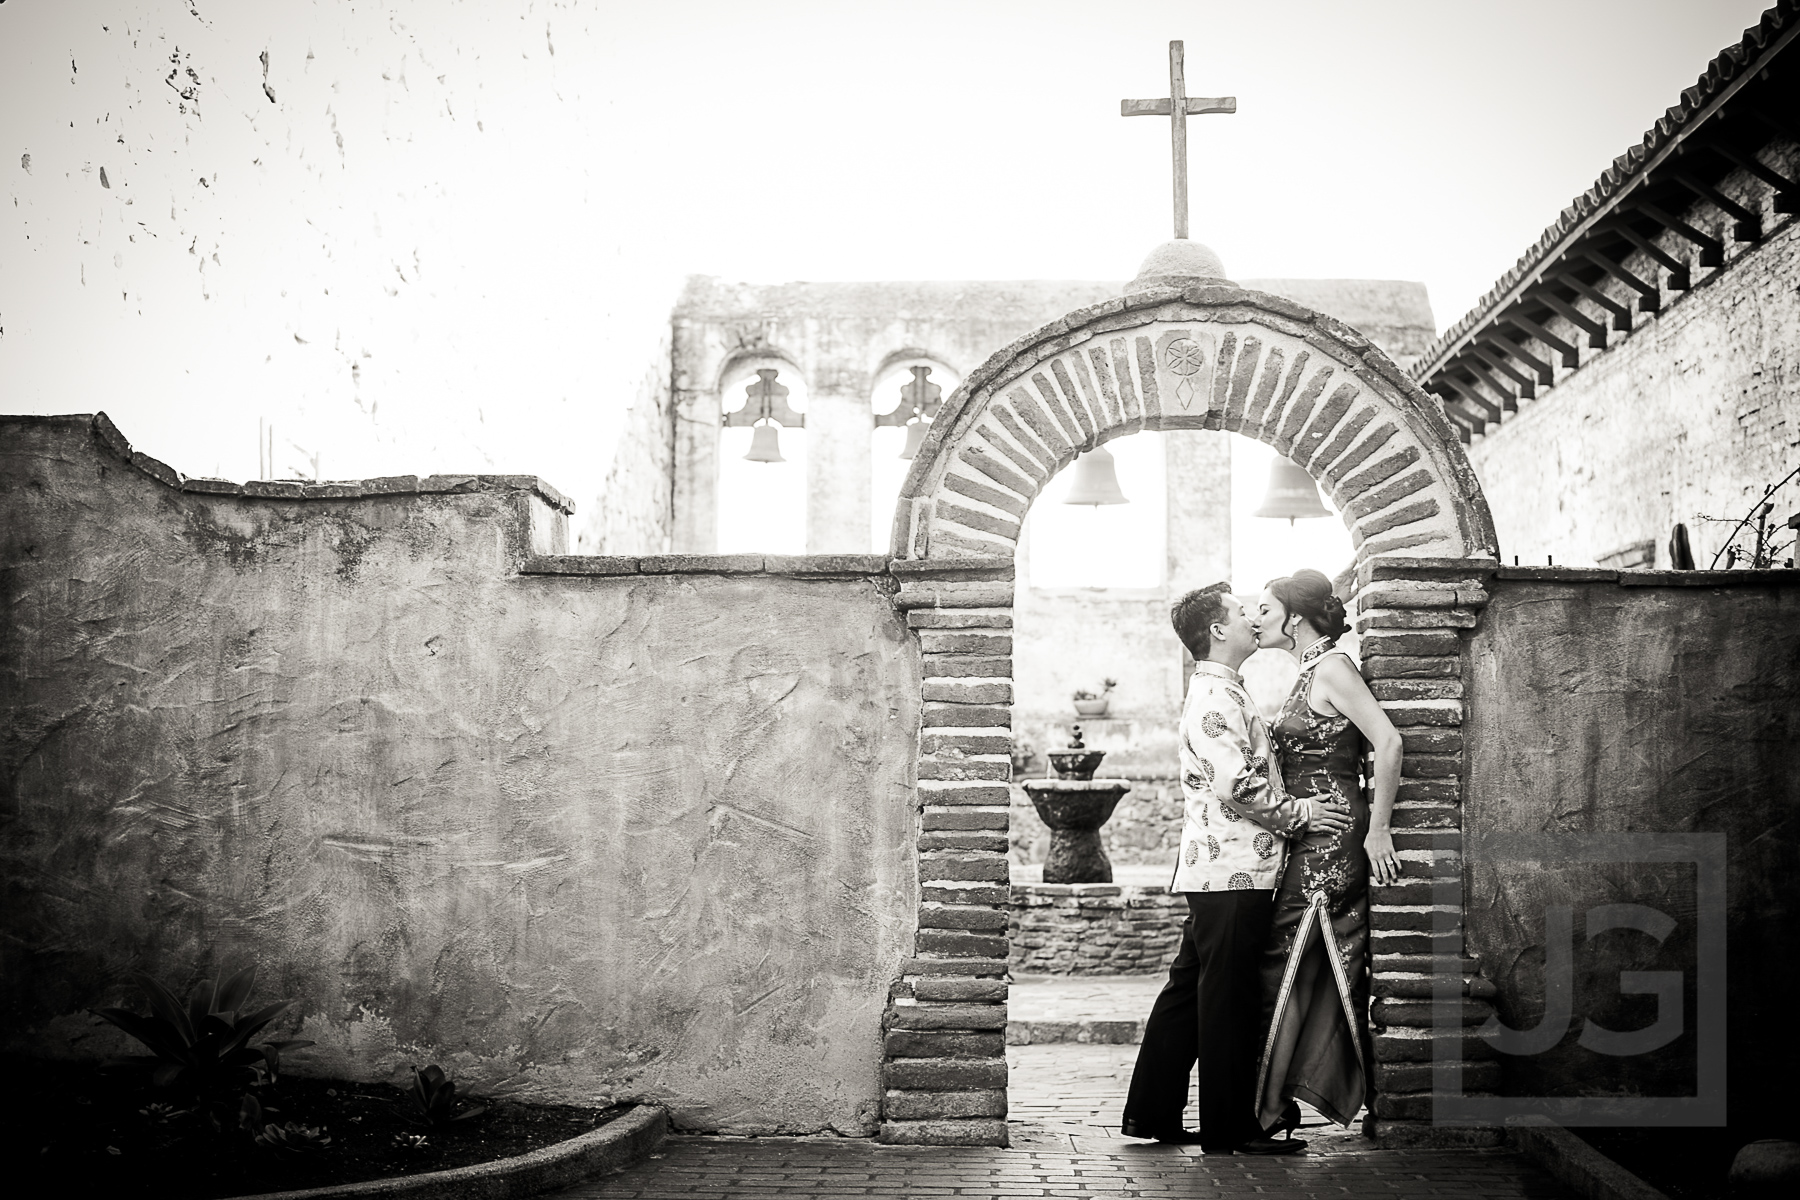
{"left": 1314, "top": 654, "right": 1404, "bottom": 885}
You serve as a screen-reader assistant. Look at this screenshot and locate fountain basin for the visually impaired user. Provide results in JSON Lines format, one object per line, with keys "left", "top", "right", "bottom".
{"left": 1021, "top": 778, "right": 1132, "bottom": 884}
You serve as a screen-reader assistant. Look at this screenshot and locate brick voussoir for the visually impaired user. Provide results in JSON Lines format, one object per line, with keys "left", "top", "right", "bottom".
{"left": 885, "top": 1002, "right": 1008, "bottom": 1031}
{"left": 918, "top": 903, "right": 1010, "bottom": 931}
{"left": 916, "top": 929, "right": 1009, "bottom": 956}
{"left": 922, "top": 703, "right": 1013, "bottom": 728}
{"left": 921, "top": 807, "right": 1011, "bottom": 832}
{"left": 921, "top": 655, "right": 1013, "bottom": 680}
{"left": 1361, "top": 630, "right": 1462, "bottom": 657}
{"left": 917, "top": 631, "right": 1013, "bottom": 653}
{"left": 907, "top": 610, "right": 1014, "bottom": 629}
{"left": 918, "top": 852, "right": 1010, "bottom": 884}
{"left": 917, "top": 758, "right": 1013, "bottom": 782}
{"left": 883, "top": 1089, "right": 1008, "bottom": 1119}
{"left": 920, "top": 731, "right": 1014, "bottom": 755}
{"left": 1364, "top": 655, "right": 1460, "bottom": 679}
{"left": 1372, "top": 678, "right": 1465, "bottom": 701}
{"left": 888, "top": 1033, "right": 1003, "bottom": 1063}
{"left": 921, "top": 681, "right": 1015, "bottom": 705}
{"left": 917, "top": 782, "right": 1011, "bottom": 806}
{"left": 1383, "top": 701, "right": 1464, "bottom": 727}
{"left": 917, "top": 831, "right": 1010, "bottom": 853}
{"left": 882, "top": 1057, "right": 1009, "bottom": 1090}
{"left": 1357, "top": 607, "right": 1480, "bottom": 631}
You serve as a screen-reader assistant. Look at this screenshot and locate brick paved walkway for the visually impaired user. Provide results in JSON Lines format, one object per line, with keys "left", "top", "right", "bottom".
{"left": 559, "top": 1044, "right": 1569, "bottom": 1199}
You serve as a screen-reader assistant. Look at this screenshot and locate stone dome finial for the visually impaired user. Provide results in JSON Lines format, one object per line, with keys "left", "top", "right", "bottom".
{"left": 1125, "top": 238, "right": 1238, "bottom": 294}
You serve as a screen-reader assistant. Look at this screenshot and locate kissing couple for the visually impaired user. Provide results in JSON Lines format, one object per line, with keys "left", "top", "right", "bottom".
{"left": 1120, "top": 569, "right": 1404, "bottom": 1154}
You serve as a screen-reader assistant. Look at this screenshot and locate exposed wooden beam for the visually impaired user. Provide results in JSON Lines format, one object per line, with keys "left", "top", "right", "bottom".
{"left": 1581, "top": 250, "right": 1661, "bottom": 312}
{"left": 1634, "top": 200, "right": 1725, "bottom": 267}
{"left": 1742, "top": 104, "right": 1800, "bottom": 149}
{"left": 1441, "top": 374, "right": 1503, "bottom": 425}
{"left": 1478, "top": 335, "right": 1554, "bottom": 387}
{"left": 1537, "top": 293, "right": 1608, "bottom": 348}
{"left": 1505, "top": 313, "right": 1580, "bottom": 369}
{"left": 1708, "top": 142, "right": 1798, "bottom": 215}
{"left": 1469, "top": 343, "right": 1538, "bottom": 399}
{"left": 1605, "top": 224, "right": 1691, "bottom": 290}
{"left": 1671, "top": 169, "right": 1762, "bottom": 241}
{"left": 1463, "top": 360, "right": 1522, "bottom": 413}
{"left": 1557, "top": 273, "right": 1634, "bottom": 331}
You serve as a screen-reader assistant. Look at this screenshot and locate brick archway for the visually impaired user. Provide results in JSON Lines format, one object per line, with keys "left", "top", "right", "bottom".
{"left": 879, "top": 285, "right": 1503, "bottom": 1149}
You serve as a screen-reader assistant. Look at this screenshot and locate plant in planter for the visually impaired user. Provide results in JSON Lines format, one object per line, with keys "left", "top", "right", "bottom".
{"left": 90, "top": 964, "right": 312, "bottom": 1132}
{"left": 400, "top": 1064, "right": 488, "bottom": 1128}
{"left": 1071, "top": 678, "right": 1117, "bottom": 718}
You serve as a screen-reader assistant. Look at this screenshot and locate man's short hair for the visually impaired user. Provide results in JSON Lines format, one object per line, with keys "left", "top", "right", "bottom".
{"left": 1171, "top": 583, "right": 1232, "bottom": 657}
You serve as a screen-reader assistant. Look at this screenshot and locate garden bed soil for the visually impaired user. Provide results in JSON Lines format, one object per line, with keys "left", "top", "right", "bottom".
{"left": 2, "top": 1056, "right": 627, "bottom": 1199}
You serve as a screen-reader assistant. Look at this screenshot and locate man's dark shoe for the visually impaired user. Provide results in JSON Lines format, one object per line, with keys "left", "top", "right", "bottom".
{"left": 1236, "top": 1135, "right": 1307, "bottom": 1155}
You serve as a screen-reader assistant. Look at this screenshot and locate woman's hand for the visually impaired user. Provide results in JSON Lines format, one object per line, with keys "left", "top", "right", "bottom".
{"left": 1365, "top": 827, "right": 1400, "bottom": 886}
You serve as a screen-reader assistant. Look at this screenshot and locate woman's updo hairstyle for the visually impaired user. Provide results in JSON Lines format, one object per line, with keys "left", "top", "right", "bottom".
{"left": 1266, "top": 568, "right": 1350, "bottom": 641}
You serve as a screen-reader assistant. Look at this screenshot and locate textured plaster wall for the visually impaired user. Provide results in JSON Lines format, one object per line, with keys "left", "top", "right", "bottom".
{"left": 1464, "top": 574, "right": 1800, "bottom": 1118}
{"left": 1465, "top": 217, "right": 1800, "bottom": 569}
{"left": 0, "top": 417, "right": 918, "bottom": 1135}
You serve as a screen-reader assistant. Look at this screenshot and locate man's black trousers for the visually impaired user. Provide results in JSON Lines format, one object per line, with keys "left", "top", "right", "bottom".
{"left": 1120, "top": 889, "right": 1275, "bottom": 1147}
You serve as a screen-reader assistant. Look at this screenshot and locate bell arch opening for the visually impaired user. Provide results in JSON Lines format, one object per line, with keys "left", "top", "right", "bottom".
{"left": 878, "top": 285, "right": 1500, "bottom": 1152}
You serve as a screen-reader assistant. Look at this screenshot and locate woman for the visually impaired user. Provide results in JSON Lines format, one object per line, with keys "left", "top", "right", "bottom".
{"left": 1251, "top": 569, "right": 1403, "bottom": 1135}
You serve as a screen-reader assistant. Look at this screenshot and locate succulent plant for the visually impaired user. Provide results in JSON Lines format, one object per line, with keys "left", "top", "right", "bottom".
{"left": 253, "top": 1120, "right": 332, "bottom": 1154}
{"left": 402, "top": 1064, "right": 488, "bottom": 1128}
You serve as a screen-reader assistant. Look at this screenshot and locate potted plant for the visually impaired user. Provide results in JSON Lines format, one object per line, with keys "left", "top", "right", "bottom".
{"left": 1072, "top": 678, "right": 1116, "bottom": 718}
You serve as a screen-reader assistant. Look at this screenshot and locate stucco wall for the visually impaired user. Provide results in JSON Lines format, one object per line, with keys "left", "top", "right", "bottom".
{"left": 1465, "top": 216, "right": 1800, "bottom": 570}
{"left": 0, "top": 416, "right": 918, "bottom": 1136}
{"left": 1464, "top": 571, "right": 1800, "bottom": 1119}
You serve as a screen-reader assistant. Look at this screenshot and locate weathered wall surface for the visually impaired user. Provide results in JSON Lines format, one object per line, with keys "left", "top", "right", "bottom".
{"left": 1465, "top": 571, "right": 1800, "bottom": 1119}
{"left": 0, "top": 416, "right": 918, "bottom": 1136}
{"left": 1465, "top": 218, "right": 1800, "bottom": 569}
{"left": 580, "top": 324, "right": 675, "bottom": 554}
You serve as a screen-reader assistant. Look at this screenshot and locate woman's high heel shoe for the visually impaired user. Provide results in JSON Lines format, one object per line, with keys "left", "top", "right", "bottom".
{"left": 1273, "top": 1100, "right": 1304, "bottom": 1141}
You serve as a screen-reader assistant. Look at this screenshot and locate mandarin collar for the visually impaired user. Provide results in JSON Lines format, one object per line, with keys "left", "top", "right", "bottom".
{"left": 1299, "top": 636, "right": 1336, "bottom": 666}
{"left": 1192, "top": 660, "right": 1243, "bottom": 685}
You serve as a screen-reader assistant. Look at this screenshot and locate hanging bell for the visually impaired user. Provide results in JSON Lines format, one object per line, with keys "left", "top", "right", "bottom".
{"left": 1062, "top": 445, "right": 1129, "bottom": 506}
{"left": 744, "top": 423, "right": 785, "bottom": 463}
{"left": 1253, "top": 456, "right": 1331, "bottom": 524}
{"left": 899, "top": 420, "right": 930, "bottom": 460}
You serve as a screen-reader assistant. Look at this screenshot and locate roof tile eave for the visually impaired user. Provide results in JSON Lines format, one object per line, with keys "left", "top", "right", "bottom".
{"left": 1412, "top": 0, "right": 1796, "bottom": 383}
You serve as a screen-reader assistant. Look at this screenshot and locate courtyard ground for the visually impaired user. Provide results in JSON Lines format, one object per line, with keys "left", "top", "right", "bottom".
{"left": 558, "top": 975, "right": 1570, "bottom": 1200}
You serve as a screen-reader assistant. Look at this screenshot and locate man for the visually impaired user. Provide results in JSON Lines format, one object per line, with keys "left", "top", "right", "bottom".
{"left": 1120, "top": 583, "right": 1352, "bottom": 1154}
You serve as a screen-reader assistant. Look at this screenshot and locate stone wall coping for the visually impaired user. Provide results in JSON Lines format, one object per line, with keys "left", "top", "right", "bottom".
{"left": 1010, "top": 882, "right": 1174, "bottom": 897}
{"left": 68, "top": 412, "right": 578, "bottom": 514}
{"left": 1502, "top": 566, "right": 1800, "bottom": 587}
{"left": 1360, "top": 557, "right": 1800, "bottom": 590}
{"left": 521, "top": 554, "right": 915, "bottom": 578}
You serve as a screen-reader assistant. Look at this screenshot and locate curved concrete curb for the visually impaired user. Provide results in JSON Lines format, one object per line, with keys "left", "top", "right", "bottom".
{"left": 1508, "top": 1118, "right": 1670, "bottom": 1200}
{"left": 229, "top": 1103, "right": 668, "bottom": 1200}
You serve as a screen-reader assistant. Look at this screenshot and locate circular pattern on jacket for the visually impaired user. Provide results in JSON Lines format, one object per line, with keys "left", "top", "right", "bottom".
{"left": 1247, "top": 754, "right": 1268, "bottom": 778}
{"left": 1219, "top": 801, "right": 1242, "bottom": 822}
{"left": 1224, "top": 685, "right": 1248, "bottom": 709}
{"left": 1228, "top": 872, "right": 1254, "bottom": 890}
{"left": 1197, "top": 759, "right": 1215, "bottom": 783}
{"left": 1184, "top": 840, "right": 1199, "bottom": 865}
{"left": 1207, "top": 836, "right": 1220, "bottom": 861}
{"left": 1201, "top": 711, "right": 1228, "bottom": 738}
{"left": 1254, "top": 831, "right": 1275, "bottom": 858}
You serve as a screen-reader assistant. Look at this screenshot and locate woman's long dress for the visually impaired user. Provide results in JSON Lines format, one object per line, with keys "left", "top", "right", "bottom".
{"left": 1256, "top": 640, "right": 1371, "bottom": 1129}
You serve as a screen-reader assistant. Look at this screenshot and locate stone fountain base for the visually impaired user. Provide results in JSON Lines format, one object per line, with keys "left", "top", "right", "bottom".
{"left": 1020, "top": 778, "right": 1132, "bottom": 884}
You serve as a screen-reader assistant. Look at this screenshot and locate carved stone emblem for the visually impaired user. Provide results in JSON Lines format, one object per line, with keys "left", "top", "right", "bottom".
{"left": 1164, "top": 337, "right": 1205, "bottom": 409}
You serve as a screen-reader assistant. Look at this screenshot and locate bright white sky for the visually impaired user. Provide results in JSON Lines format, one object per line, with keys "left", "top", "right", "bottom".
{"left": 0, "top": 0, "right": 1774, "bottom": 576}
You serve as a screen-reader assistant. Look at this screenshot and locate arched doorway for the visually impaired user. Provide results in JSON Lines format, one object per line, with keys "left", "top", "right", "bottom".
{"left": 879, "top": 283, "right": 1499, "bottom": 1149}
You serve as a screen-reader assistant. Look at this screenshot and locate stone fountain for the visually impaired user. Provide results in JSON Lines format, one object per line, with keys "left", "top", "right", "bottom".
{"left": 1020, "top": 725, "right": 1132, "bottom": 884}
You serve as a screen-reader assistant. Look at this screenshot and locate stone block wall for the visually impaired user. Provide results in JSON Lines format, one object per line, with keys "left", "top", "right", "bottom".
{"left": 1008, "top": 883, "right": 1183, "bottom": 975}
{"left": 1007, "top": 778, "right": 1182, "bottom": 869}
{"left": 1465, "top": 215, "right": 1799, "bottom": 569}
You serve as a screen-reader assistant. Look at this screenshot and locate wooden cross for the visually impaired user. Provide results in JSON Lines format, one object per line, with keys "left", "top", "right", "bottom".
{"left": 1121, "top": 41, "right": 1236, "bottom": 240}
